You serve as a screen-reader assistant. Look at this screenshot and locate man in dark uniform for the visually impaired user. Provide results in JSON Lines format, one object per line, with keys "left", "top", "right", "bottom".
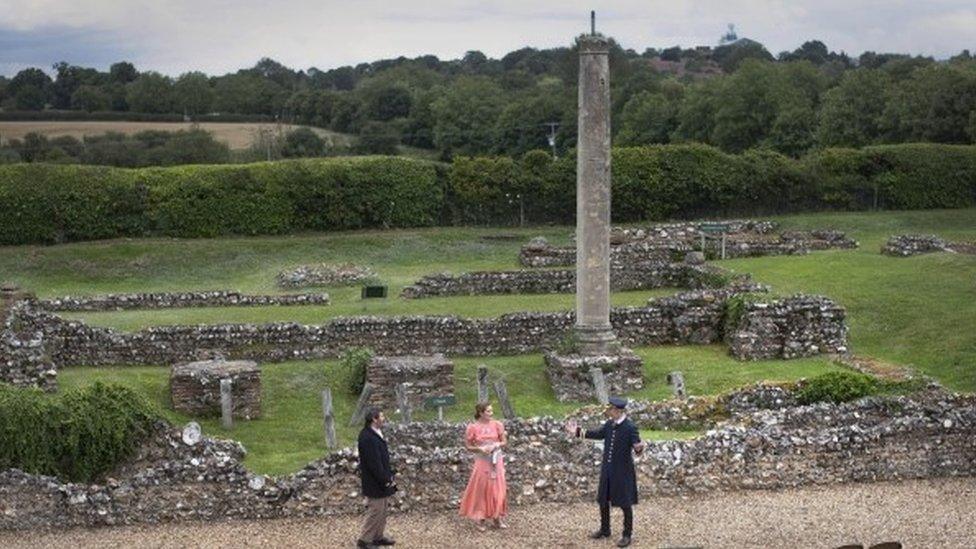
{"left": 566, "top": 396, "right": 645, "bottom": 548}
{"left": 357, "top": 407, "right": 397, "bottom": 549}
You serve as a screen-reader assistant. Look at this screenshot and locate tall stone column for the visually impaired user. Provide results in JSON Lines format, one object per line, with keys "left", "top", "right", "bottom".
{"left": 574, "top": 35, "right": 617, "bottom": 355}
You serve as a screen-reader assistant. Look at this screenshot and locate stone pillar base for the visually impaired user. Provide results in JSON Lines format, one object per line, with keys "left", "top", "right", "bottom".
{"left": 574, "top": 324, "right": 621, "bottom": 356}
{"left": 544, "top": 347, "right": 644, "bottom": 402}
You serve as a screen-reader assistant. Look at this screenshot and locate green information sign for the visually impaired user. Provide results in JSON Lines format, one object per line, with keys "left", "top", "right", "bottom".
{"left": 425, "top": 395, "right": 456, "bottom": 408}
{"left": 700, "top": 223, "right": 729, "bottom": 234}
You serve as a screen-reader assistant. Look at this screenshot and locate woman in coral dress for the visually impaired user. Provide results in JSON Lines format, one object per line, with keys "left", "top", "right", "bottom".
{"left": 459, "top": 401, "right": 508, "bottom": 531}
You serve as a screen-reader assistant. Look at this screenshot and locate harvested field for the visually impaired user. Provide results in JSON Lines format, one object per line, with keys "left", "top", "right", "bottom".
{"left": 0, "top": 121, "right": 352, "bottom": 150}
{"left": 2, "top": 478, "right": 973, "bottom": 548}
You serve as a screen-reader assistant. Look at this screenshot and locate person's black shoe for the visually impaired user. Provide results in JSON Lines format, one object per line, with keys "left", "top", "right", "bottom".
{"left": 616, "top": 536, "right": 632, "bottom": 547}
{"left": 373, "top": 537, "right": 396, "bottom": 546}
{"left": 590, "top": 530, "right": 611, "bottom": 539}
{"left": 356, "top": 540, "right": 376, "bottom": 549}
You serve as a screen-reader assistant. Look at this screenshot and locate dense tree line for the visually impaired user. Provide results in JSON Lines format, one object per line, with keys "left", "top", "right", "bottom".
{"left": 2, "top": 37, "right": 975, "bottom": 159}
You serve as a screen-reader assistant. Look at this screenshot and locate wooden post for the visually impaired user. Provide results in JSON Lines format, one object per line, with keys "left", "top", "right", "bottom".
{"left": 321, "top": 388, "right": 336, "bottom": 448}
{"left": 437, "top": 406, "right": 444, "bottom": 422}
{"left": 667, "top": 371, "right": 686, "bottom": 399}
{"left": 477, "top": 365, "right": 489, "bottom": 402}
{"left": 349, "top": 382, "right": 374, "bottom": 427}
{"left": 589, "top": 367, "right": 609, "bottom": 405}
{"left": 493, "top": 379, "right": 516, "bottom": 420}
{"left": 220, "top": 378, "right": 233, "bottom": 429}
{"left": 395, "top": 382, "right": 412, "bottom": 423}
{"left": 700, "top": 232, "right": 706, "bottom": 254}
{"left": 721, "top": 234, "right": 727, "bottom": 260}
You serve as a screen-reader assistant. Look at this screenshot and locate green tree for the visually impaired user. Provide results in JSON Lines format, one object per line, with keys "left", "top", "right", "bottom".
{"left": 817, "top": 69, "right": 892, "bottom": 147}
{"left": 363, "top": 83, "right": 412, "bottom": 121}
{"left": 355, "top": 122, "right": 400, "bottom": 155}
{"left": 7, "top": 68, "right": 52, "bottom": 110}
{"left": 70, "top": 85, "right": 111, "bottom": 112}
{"left": 330, "top": 94, "right": 365, "bottom": 133}
{"left": 173, "top": 72, "right": 215, "bottom": 115}
{"left": 431, "top": 76, "right": 504, "bottom": 156}
{"left": 213, "top": 73, "right": 286, "bottom": 115}
{"left": 616, "top": 86, "right": 682, "bottom": 146}
{"left": 282, "top": 127, "right": 327, "bottom": 157}
{"left": 882, "top": 65, "right": 976, "bottom": 143}
{"left": 109, "top": 61, "right": 138, "bottom": 84}
{"left": 126, "top": 72, "right": 174, "bottom": 113}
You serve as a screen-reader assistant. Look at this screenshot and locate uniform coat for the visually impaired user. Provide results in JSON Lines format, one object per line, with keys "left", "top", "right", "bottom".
{"left": 358, "top": 427, "right": 396, "bottom": 499}
{"left": 584, "top": 417, "right": 641, "bottom": 507}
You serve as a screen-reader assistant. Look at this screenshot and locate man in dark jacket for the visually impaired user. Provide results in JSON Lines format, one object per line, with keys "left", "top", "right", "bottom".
{"left": 357, "top": 407, "right": 396, "bottom": 548}
{"left": 566, "top": 396, "right": 645, "bottom": 548}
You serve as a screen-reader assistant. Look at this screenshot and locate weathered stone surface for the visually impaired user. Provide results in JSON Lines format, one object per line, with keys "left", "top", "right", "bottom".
{"left": 170, "top": 360, "right": 261, "bottom": 419}
{"left": 0, "top": 292, "right": 56, "bottom": 391}
{"left": 881, "top": 234, "right": 950, "bottom": 256}
{"left": 544, "top": 348, "right": 644, "bottom": 402}
{"left": 1, "top": 387, "right": 974, "bottom": 530}
{"left": 401, "top": 262, "right": 736, "bottom": 299}
{"left": 40, "top": 291, "right": 330, "bottom": 312}
{"left": 728, "top": 295, "right": 848, "bottom": 360}
{"left": 276, "top": 264, "right": 376, "bottom": 288}
{"left": 366, "top": 355, "right": 454, "bottom": 411}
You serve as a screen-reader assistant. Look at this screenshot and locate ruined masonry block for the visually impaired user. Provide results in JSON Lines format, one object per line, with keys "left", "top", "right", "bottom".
{"left": 366, "top": 355, "right": 454, "bottom": 411}
{"left": 170, "top": 359, "right": 261, "bottom": 419}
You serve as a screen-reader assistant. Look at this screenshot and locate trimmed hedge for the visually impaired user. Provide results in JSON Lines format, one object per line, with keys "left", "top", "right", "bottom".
{"left": 0, "top": 382, "right": 160, "bottom": 482}
{"left": 0, "top": 156, "right": 443, "bottom": 243}
{"left": 1, "top": 143, "right": 974, "bottom": 243}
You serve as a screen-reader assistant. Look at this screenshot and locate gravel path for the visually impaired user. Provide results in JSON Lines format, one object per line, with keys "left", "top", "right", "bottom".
{"left": 3, "top": 478, "right": 974, "bottom": 548}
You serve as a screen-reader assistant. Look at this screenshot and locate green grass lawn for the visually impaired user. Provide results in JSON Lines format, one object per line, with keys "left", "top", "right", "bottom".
{"left": 4, "top": 208, "right": 975, "bottom": 474}
{"left": 58, "top": 345, "right": 841, "bottom": 475}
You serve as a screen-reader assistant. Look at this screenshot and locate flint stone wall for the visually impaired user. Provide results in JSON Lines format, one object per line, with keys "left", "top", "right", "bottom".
{"left": 544, "top": 349, "right": 644, "bottom": 402}
{"left": 276, "top": 264, "right": 376, "bottom": 288}
{"left": 520, "top": 223, "right": 857, "bottom": 266}
{"left": 402, "top": 262, "right": 731, "bottom": 299}
{"left": 1, "top": 390, "right": 973, "bottom": 530}
{"left": 40, "top": 291, "right": 331, "bottom": 312}
{"left": 170, "top": 360, "right": 262, "bottom": 419}
{"left": 0, "top": 294, "right": 56, "bottom": 391}
{"left": 4, "top": 284, "right": 845, "bottom": 369}
{"left": 728, "top": 295, "right": 848, "bottom": 360}
{"left": 366, "top": 355, "right": 454, "bottom": 410}
{"left": 881, "top": 234, "right": 950, "bottom": 257}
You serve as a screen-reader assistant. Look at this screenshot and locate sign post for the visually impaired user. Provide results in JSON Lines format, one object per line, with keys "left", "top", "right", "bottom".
{"left": 425, "top": 395, "right": 456, "bottom": 422}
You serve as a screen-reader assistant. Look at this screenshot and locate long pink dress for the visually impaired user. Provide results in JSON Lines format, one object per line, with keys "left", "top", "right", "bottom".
{"left": 458, "top": 419, "right": 507, "bottom": 520}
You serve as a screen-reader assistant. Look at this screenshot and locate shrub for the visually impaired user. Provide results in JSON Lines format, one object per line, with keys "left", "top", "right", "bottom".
{"left": 795, "top": 372, "right": 879, "bottom": 405}
{"left": 337, "top": 347, "right": 373, "bottom": 395}
{"left": 0, "top": 382, "right": 160, "bottom": 482}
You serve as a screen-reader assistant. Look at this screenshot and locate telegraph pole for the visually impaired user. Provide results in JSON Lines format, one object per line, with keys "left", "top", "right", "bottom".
{"left": 544, "top": 122, "right": 559, "bottom": 159}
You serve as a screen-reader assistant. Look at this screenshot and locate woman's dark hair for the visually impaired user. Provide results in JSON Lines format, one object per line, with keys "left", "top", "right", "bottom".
{"left": 364, "top": 407, "right": 382, "bottom": 429}
{"left": 474, "top": 401, "right": 490, "bottom": 420}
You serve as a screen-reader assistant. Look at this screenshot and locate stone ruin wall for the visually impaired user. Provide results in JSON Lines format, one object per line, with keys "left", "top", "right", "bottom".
{"left": 0, "top": 286, "right": 847, "bottom": 376}
{"left": 1, "top": 388, "right": 973, "bottom": 530}
{"left": 401, "top": 262, "right": 730, "bottom": 299}
{"left": 519, "top": 221, "right": 858, "bottom": 267}
{"left": 0, "top": 293, "right": 56, "bottom": 391}
{"left": 366, "top": 355, "right": 455, "bottom": 410}
{"left": 40, "top": 291, "right": 331, "bottom": 312}
{"left": 728, "top": 295, "right": 849, "bottom": 360}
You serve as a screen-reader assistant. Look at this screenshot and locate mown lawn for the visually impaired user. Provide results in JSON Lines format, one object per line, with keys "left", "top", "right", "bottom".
{"left": 5, "top": 208, "right": 976, "bottom": 473}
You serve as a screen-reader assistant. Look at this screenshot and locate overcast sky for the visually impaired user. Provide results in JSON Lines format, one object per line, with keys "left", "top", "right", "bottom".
{"left": 1, "top": 0, "right": 974, "bottom": 77}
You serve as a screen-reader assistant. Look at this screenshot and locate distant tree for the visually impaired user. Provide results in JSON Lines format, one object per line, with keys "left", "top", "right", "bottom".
{"left": 330, "top": 94, "right": 365, "bottom": 133}
{"left": 355, "top": 121, "right": 399, "bottom": 155}
{"left": 616, "top": 90, "right": 681, "bottom": 146}
{"left": 712, "top": 39, "right": 774, "bottom": 72}
{"left": 71, "top": 85, "right": 111, "bottom": 112}
{"left": 492, "top": 84, "right": 571, "bottom": 156}
{"left": 282, "top": 127, "right": 327, "bottom": 157}
{"left": 882, "top": 65, "right": 976, "bottom": 143}
{"left": 660, "top": 46, "right": 683, "bottom": 62}
{"left": 817, "top": 69, "right": 892, "bottom": 147}
{"left": 364, "top": 83, "right": 412, "bottom": 121}
{"left": 173, "top": 72, "right": 215, "bottom": 115}
{"left": 779, "top": 40, "right": 830, "bottom": 65}
{"left": 250, "top": 58, "right": 302, "bottom": 89}
{"left": 462, "top": 50, "right": 490, "bottom": 74}
{"left": 213, "top": 73, "right": 285, "bottom": 114}
{"left": 431, "top": 76, "right": 504, "bottom": 156}
{"left": 109, "top": 61, "right": 138, "bottom": 84}
{"left": 126, "top": 72, "right": 174, "bottom": 113}
{"left": 8, "top": 68, "right": 53, "bottom": 110}
{"left": 51, "top": 62, "right": 102, "bottom": 109}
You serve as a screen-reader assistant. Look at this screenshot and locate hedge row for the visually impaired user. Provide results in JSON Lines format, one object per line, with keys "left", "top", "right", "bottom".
{"left": 0, "top": 109, "right": 273, "bottom": 123}
{"left": 0, "top": 156, "right": 444, "bottom": 243}
{"left": 0, "top": 382, "right": 160, "bottom": 482}
{"left": 449, "top": 143, "right": 976, "bottom": 224}
{"left": 1, "top": 143, "right": 974, "bottom": 244}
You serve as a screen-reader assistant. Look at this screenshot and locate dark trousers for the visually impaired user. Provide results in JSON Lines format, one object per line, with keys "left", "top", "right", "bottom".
{"left": 599, "top": 501, "right": 633, "bottom": 537}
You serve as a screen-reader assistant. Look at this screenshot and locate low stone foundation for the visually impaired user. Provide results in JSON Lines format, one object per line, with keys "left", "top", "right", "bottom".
{"left": 40, "top": 291, "right": 331, "bottom": 312}
{"left": 879, "top": 234, "right": 976, "bottom": 257}
{"left": 727, "top": 295, "right": 848, "bottom": 360}
{"left": 0, "top": 289, "right": 56, "bottom": 391}
{"left": 276, "top": 264, "right": 376, "bottom": 288}
{"left": 544, "top": 348, "right": 644, "bottom": 402}
{"left": 366, "top": 355, "right": 454, "bottom": 410}
{"left": 401, "top": 262, "right": 732, "bottom": 299}
{"left": 1, "top": 389, "right": 973, "bottom": 530}
{"left": 170, "top": 360, "right": 262, "bottom": 419}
